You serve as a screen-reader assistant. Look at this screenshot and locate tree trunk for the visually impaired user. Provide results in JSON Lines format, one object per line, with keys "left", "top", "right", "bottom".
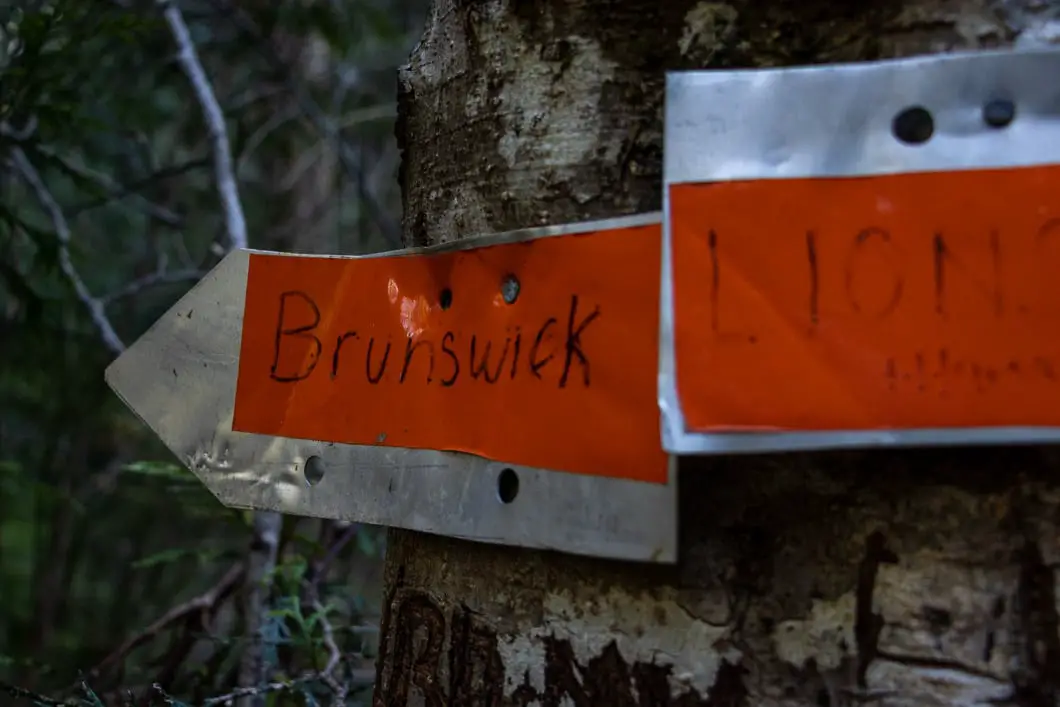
{"left": 376, "top": 1, "right": 1060, "bottom": 704}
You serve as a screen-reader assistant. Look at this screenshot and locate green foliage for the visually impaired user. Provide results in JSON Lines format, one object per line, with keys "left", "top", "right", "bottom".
{"left": 0, "top": 0, "right": 418, "bottom": 703}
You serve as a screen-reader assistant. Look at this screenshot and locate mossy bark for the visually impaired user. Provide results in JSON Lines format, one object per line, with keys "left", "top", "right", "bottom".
{"left": 376, "top": 1, "right": 1060, "bottom": 704}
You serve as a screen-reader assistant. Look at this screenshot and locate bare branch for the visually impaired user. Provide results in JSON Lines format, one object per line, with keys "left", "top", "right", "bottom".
{"left": 9, "top": 147, "right": 126, "bottom": 355}
{"left": 312, "top": 600, "right": 348, "bottom": 705}
{"left": 67, "top": 157, "right": 209, "bottom": 218}
{"left": 87, "top": 563, "right": 245, "bottom": 681}
{"left": 236, "top": 510, "right": 282, "bottom": 707}
{"left": 101, "top": 268, "right": 204, "bottom": 304}
{"left": 37, "top": 147, "right": 184, "bottom": 228}
{"left": 159, "top": 0, "right": 248, "bottom": 251}
{"left": 204, "top": 0, "right": 402, "bottom": 247}
{"left": 0, "top": 679, "right": 69, "bottom": 707}
{"left": 0, "top": 116, "right": 38, "bottom": 141}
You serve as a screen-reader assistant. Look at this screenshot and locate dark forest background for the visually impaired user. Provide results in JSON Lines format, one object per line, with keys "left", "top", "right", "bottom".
{"left": 0, "top": 1, "right": 426, "bottom": 704}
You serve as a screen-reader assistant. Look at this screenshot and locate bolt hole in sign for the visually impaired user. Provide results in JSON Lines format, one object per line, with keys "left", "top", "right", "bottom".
{"left": 660, "top": 48, "right": 1060, "bottom": 454}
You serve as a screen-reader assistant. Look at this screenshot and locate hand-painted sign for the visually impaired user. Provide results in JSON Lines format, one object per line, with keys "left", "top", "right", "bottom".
{"left": 106, "top": 214, "right": 676, "bottom": 563}
{"left": 661, "top": 47, "right": 1060, "bottom": 454}
{"left": 234, "top": 221, "right": 666, "bottom": 483}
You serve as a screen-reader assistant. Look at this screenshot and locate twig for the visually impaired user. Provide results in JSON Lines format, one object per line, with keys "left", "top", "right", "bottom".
{"left": 87, "top": 563, "right": 245, "bottom": 681}
{"left": 236, "top": 511, "right": 282, "bottom": 707}
{"left": 0, "top": 679, "right": 70, "bottom": 706}
{"left": 204, "top": 0, "right": 401, "bottom": 247}
{"left": 36, "top": 148, "right": 184, "bottom": 228}
{"left": 159, "top": 0, "right": 247, "bottom": 251}
{"left": 312, "top": 601, "right": 347, "bottom": 705}
{"left": 192, "top": 668, "right": 373, "bottom": 706}
{"left": 0, "top": 116, "right": 38, "bottom": 141}
{"left": 8, "top": 147, "right": 126, "bottom": 354}
{"left": 316, "top": 523, "right": 360, "bottom": 582}
{"left": 300, "top": 523, "right": 360, "bottom": 705}
{"left": 67, "top": 157, "right": 209, "bottom": 218}
{"left": 101, "top": 269, "right": 204, "bottom": 304}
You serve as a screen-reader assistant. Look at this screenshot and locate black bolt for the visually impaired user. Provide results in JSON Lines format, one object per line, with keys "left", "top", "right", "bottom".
{"left": 892, "top": 106, "right": 934, "bottom": 145}
{"left": 983, "top": 99, "right": 1016, "bottom": 128}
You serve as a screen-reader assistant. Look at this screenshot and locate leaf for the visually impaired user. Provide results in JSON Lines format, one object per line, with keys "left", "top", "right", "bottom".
{"left": 78, "top": 681, "right": 105, "bottom": 707}
{"left": 121, "top": 460, "right": 193, "bottom": 482}
{"left": 356, "top": 528, "right": 377, "bottom": 557}
{"left": 131, "top": 546, "right": 223, "bottom": 569}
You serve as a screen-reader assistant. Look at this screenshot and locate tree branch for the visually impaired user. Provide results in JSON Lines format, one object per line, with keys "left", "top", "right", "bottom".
{"left": 155, "top": 7, "right": 282, "bottom": 707}
{"left": 204, "top": 0, "right": 402, "bottom": 247}
{"left": 0, "top": 679, "right": 69, "bottom": 707}
{"left": 101, "top": 268, "right": 204, "bottom": 304}
{"left": 86, "top": 563, "right": 245, "bottom": 682}
{"left": 8, "top": 147, "right": 126, "bottom": 355}
{"left": 159, "top": 0, "right": 247, "bottom": 251}
{"left": 31, "top": 146, "right": 184, "bottom": 228}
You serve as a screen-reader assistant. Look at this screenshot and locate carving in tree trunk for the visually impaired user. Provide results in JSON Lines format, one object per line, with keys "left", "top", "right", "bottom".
{"left": 377, "top": 1, "right": 1060, "bottom": 704}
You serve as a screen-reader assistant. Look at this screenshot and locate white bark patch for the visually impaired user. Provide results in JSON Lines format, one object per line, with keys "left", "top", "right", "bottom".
{"left": 873, "top": 555, "right": 1015, "bottom": 679}
{"left": 496, "top": 586, "right": 738, "bottom": 698}
{"left": 865, "top": 659, "right": 1010, "bottom": 706}
{"left": 495, "top": 35, "right": 617, "bottom": 174}
{"left": 773, "top": 591, "right": 858, "bottom": 671}
{"left": 678, "top": 3, "right": 738, "bottom": 61}
{"left": 456, "top": 1, "right": 617, "bottom": 203}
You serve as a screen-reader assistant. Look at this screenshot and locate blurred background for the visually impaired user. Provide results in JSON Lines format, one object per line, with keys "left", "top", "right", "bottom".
{"left": 0, "top": 0, "right": 427, "bottom": 703}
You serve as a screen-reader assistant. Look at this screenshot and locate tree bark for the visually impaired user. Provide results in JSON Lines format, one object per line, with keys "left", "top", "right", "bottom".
{"left": 376, "top": 1, "right": 1060, "bottom": 704}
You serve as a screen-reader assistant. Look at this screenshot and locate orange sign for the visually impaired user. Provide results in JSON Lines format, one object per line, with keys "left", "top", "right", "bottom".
{"left": 670, "top": 164, "right": 1060, "bottom": 432}
{"left": 233, "top": 224, "right": 668, "bottom": 483}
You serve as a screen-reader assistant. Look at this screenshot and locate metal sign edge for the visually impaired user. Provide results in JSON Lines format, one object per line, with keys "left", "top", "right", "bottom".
{"left": 659, "top": 47, "right": 1060, "bottom": 455}
{"left": 106, "top": 215, "right": 676, "bottom": 563}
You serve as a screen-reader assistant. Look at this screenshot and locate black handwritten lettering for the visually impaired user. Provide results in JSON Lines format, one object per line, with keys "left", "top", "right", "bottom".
{"left": 272, "top": 298, "right": 609, "bottom": 390}
{"left": 440, "top": 331, "right": 460, "bottom": 386}
{"left": 470, "top": 335, "right": 510, "bottom": 383}
{"left": 933, "top": 231, "right": 1003, "bottom": 318}
{"left": 559, "top": 295, "right": 600, "bottom": 388}
{"left": 366, "top": 337, "right": 391, "bottom": 384}
{"left": 400, "top": 337, "right": 435, "bottom": 384}
{"left": 331, "top": 331, "right": 357, "bottom": 379}
{"left": 709, "top": 229, "right": 720, "bottom": 332}
{"left": 270, "top": 291, "right": 322, "bottom": 382}
{"left": 530, "top": 318, "right": 557, "bottom": 379}
{"left": 933, "top": 234, "right": 945, "bottom": 315}
{"left": 844, "top": 227, "right": 904, "bottom": 319}
{"left": 1037, "top": 218, "right": 1060, "bottom": 246}
{"left": 806, "top": 230, "right": 819, "bottom": 327}
{"left": 706, "top": 229, "right": 755, "bottom": 342}
{"left": 509, "top": 327, "right": 522, "bottom": 380}
{"left": 886, "top": 348, "right": 1060, "bottom": 394}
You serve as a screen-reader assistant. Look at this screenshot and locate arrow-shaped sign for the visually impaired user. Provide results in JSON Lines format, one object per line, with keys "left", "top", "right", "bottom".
{"left": 106, "top": 213, "right": 676, "bottom": 562}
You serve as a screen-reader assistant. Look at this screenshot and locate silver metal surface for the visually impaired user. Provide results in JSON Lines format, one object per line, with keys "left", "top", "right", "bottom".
{"left": 107, "top": 213, "right": 677, "bottom": 563}
{"left": 660, "top": 47, "right": 1060, "bottom": 455}
{"left": 665, "top": 48, "right": 1060, "bottom": 184}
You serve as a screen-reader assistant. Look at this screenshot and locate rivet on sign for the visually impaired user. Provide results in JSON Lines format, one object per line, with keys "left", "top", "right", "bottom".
{"left": 303, "top": 455, "right": 325, "bottom": 486}
{"left": 501, "top": 274, "right": 520, "bottom": 304}
{"left": 497, "top": 467, "right": 519, "bottom": 504}
{"left": 892, "top": 106, "right": 934, "bottom": 145}
{"left": 983, "top": 99, "right": 1016, "bottom": 129}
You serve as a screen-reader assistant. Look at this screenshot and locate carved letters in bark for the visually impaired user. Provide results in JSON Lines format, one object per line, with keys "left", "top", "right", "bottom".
{"left": 374, "top": 586, "right": 745, "bottom": 706}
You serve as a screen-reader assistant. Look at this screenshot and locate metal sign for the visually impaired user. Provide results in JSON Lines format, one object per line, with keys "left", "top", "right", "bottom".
{"left": 660, "top": 47, "right": 1060, "bottom": 454}
{"left": 106, "top": 214, "right": 676, "bottom": 563}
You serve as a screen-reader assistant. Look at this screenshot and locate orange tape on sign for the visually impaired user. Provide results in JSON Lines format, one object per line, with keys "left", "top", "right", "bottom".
{"left": 670, "top": 164, "right": 1060, "bottom": 432}
{"left": 233, "top": 224, "right": 667, "bottom": 483}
